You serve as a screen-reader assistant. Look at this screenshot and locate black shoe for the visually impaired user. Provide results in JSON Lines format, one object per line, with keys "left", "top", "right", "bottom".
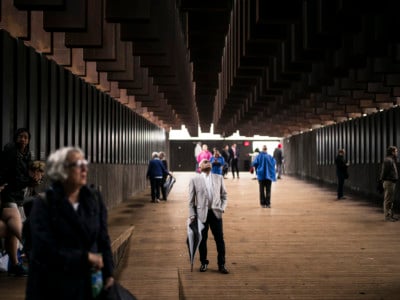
{"left": 218, "top": 265, "right": 229, "bottom": 274}
{"left": 266, "top": 205, "right": 271, "bottom": 208}
{"left": 385, "top": 217, "right": 397, "bottom": 222}
{"left": 200, "top": 264, "right": 208, "bottom": 272}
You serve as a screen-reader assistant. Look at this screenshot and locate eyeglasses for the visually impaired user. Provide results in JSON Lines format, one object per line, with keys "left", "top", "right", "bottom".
{"left": 66, "top": 159, "right": 89, "bottom": 169}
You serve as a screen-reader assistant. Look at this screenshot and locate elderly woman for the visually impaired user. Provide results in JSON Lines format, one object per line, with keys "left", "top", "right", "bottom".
{"left": 25, "top": 147, "right": 114, "bottom": 300}
{"left": 0, "top": 128, "right": 39, "bottom": 276}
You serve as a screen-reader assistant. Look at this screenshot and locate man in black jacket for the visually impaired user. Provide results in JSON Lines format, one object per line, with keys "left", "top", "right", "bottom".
{"left": 380, "top": 146, "right": 398, "bottom": 222}
{"left": 334, "top": 149, "right": 349, "bottom": 200}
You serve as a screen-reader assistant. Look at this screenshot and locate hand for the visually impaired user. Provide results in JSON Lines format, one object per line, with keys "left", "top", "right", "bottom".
{"left": 104, "top": 277, "right": 115, "bottom": 289}
{"left": 88, "top": 252, "right": 104, "bottom": 270}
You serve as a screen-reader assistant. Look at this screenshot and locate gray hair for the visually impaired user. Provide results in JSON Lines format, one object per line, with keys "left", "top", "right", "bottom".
{"left": 46, "top": 147, "right": 85, "bottom": 182}
{"left": 152, "top": 152, "right": 159, "bottom": 158}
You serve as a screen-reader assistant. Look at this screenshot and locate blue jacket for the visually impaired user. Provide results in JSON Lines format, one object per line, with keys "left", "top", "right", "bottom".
{"left": 146, "top": 158, "right": 169, "bottom": 179}
{"left": 210, "top": 156, "right": 225, "bottom": 175}
{"left": 252, "top": 151, "right": 276, "bottom": 181}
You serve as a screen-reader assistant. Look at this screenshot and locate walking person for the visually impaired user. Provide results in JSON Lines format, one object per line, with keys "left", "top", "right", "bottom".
{"left": 25, "top": 147, "right": 115, "bottom": 300}
{"left": 146, "top": 152, "right": 173, "bottom": 203}
{"left": 252, "top": 145, "right": 276, "bottom": 208}
{"left": 229, "top": 143, "right": 240, "bottom": 179}
{"left": 188, "top": 159, "right": 229, "bottom": 274}
{"left": 335, "top": 149, "right": 349, "bottom": 200}
{"left": 273, "top": 143, "right": 283, "bottom": 179}
{"left": 380, "top": 146, "right": 398, "bottom": 222}
{"left": 158, "top": 151, "right": 169, "bottom": 201}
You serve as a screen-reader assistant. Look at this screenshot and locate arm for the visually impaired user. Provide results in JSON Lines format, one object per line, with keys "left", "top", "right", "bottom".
{"left": 220, "top": 177, "right": 228, "bottom": 212}
{"left": 96, "top": 192, "right": 114, "bottom": 279}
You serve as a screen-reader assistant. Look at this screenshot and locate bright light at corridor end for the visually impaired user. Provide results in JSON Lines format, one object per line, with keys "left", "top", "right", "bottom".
{"left": 169, "top": 124, "right": 282, "bottom": 141}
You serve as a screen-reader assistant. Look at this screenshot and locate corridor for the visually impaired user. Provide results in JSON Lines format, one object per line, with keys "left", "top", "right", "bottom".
{"left": 115, "top": 172, "right": 400, "bottom": 299}
{"left": 1, "top": 172, "right": 399, "bottom": 299}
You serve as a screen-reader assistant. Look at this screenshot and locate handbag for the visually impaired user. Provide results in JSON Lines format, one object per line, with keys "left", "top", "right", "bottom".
{"left": 99, "top": 282, "right": 137, "bottom": 300}
{"left": 249, "top": 166, "right": 254, "bottom": 174}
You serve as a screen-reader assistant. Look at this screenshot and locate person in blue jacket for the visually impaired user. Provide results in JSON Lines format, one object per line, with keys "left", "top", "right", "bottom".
{"left": 210, "top": 150, "right": 225, "bottom": 175}
{"left": 252, "top": 145, "right": 276, "bottom": 208}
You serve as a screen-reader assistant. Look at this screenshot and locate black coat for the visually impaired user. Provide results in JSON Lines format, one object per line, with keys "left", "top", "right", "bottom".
{"left": 26, "top": 183, "right": 114, "bottom": 300}
{"left": 0, "top": 142, "right": 32, "bottom": 204}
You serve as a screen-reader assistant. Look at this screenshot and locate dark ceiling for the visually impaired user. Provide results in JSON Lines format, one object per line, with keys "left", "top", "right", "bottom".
{"left": 2, "top": 0, "right": 400, "bottom": 137}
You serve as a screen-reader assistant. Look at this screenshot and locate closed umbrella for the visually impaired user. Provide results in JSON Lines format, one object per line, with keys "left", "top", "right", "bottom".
{"left": 186, "top": 217, "right": 204, "bottom": 272}
{"left": 163, "top": 176, "right": 176, "bottom": 198}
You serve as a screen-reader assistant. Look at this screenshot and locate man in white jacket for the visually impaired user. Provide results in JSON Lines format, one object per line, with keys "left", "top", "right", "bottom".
{"left": 188, "top": 159, "right": 229, "bottom": 274}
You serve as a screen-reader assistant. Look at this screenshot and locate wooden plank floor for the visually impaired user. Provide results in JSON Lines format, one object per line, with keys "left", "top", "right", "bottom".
{"left": 113, "top": 172, "right": 400, "bottom": 300}
{"left": 2, "top": 172, "right": 400, "bottom": 299}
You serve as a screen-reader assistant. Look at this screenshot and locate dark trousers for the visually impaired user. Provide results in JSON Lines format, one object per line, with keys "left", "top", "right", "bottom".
{"left": 258, "top": 179, "right": 272, "bottom": 206}
{"left": 160, "top": 176, "right": 167, "bottom": 200}
{"left": 231, "top": 158, "right": 239, "bottom": 178}
{"left": 199, "top": 210, "right": 226, "bottom": 267}
{"left": 150, "top": 178, "right": 162, "bottom": 200}
{"left": 337, "top": 175, "right": 345, "bottom": 199}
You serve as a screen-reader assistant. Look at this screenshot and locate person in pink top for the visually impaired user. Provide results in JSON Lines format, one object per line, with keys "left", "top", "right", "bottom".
{"left": 196, "top": 144, "right": 212, "bottom": 173}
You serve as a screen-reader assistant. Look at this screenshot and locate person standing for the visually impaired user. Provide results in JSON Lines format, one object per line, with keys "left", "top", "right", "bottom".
{"left": 250, "top": 148, "right": 260, "bottom": 180}
{"left": 194, "top": 142, "right": 202, "bottom": 172}
{"left": 0, "top": 128, "right": 40, "bottom": 276}
{"left": 380, "top": 146, "right": 398, "bottom": 222}
{"left": 229, "top": 143, "right": 240, "bottom": 179}
{"left": 196, "top": 144, "right": 212, "bottom": 173}
{"left": 221, "top": 145, "right": 231, "bottom": 178}
{"left": 188, "top": 159, "right": 229, "bottom": 274}
{"left": 252, "top": 145, "right": 276, "bottom": 208}
{"left": 146, "top": 152, "right": 172, "bottom": 203}
{"left": 25, "top": 147, "right": 115, "bottom": 300}
{"left": 334, "top": 149, "right": 349, "bottom": 200}
{"left": 273, "top": 143, "right": 283, "bottom": 179}
{"left": 210, "top": 150, "right": 225, "bottom": 175}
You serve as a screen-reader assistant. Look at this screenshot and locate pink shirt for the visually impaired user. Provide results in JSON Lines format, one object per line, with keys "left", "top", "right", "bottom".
{"left": 197, "top": 150, "right": 212, "bottom": 164}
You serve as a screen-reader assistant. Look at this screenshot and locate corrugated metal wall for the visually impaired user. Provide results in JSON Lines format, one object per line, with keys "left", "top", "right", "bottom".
{"left": 0, "top": 30, "right": 168, "bottom": 207}
{"left": 283, "top": 107, "right": 400, "bottom": 201}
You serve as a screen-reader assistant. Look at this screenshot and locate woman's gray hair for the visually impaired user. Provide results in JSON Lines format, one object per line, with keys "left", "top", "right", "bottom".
{"left": 46, "top": 147, "right": 85, "bottom": 182}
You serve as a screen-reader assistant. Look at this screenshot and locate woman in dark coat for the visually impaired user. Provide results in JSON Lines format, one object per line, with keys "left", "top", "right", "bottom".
{"left": 26, "top": 147, "right": 114, "bottom": 300}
